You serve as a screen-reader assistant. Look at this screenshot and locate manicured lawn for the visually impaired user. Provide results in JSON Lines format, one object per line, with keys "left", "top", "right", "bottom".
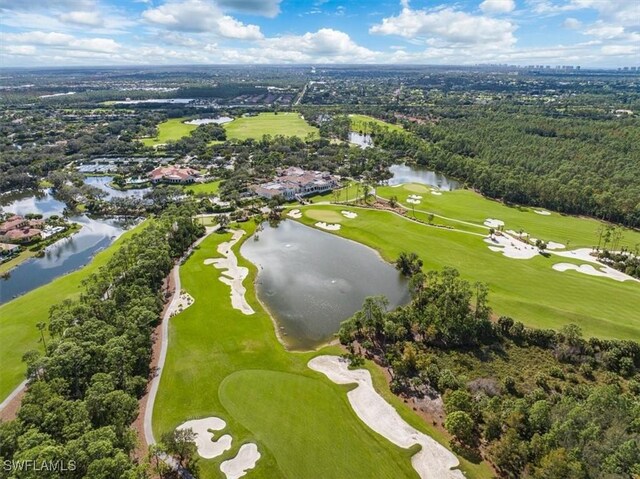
{"left": 224, "top": 112, "right": 318, "bottom": 141}
{"left": 153, "top": 225, "right": 491, "bottom": 479}
{"left": 349, "top": 114, "right": 405, "bottom": 133}
{"left": 0, "top": 250, "right": 37, "bottom": 275}
{"left": 185, "top": 180, "right": 221, "bottom": 195}
{"left": 140, "top": 118, "right": 197, "bottom": 146}
{"left": 0, "top": 221, "right": 148, "bottom": 402}
{"left": 377, "top": 184, "right": 640, "bottom": 250}
{"left": 296, "top": 205, "right": 640, "bottom": 341}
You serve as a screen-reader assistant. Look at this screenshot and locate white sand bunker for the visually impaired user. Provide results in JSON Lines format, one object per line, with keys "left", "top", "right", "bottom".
{"left": 484, "top": 218, "right": 504, "bottom": 228}
{"left": 431, "top": 191, "right": 442, "bottom": 196}
{"left": 484, "top": 234, "right": 539, "bottom": 260}
{"left": 341, "top": 210, "right": 358, "bottom": 219}
{"left": 309, "top": 356, "right": 464, "bottom": 479}
{"left": 204, "top": 229, "right": 255, "bottom": 315}
{"left": 408, "top": 194, "right": 423, "bottom": 200}
{"left": 287, "top": 209, "right": 302, "bottom": 219}
{"left": 220, "top": 443, "right": 261, "bottom": 479}
{"left": 534, "top": 209, "right": 551, "bottom": 216}
{"left": 170, "top": 291, "right": 194, "bottom": 316}
{"left": 176, "top": 417, "right": 232, "bottom": 459}
{"left": 391, "top": 184, "right": 403, "bottom": 188}
{"left": 406, "top": 198, "right": 421, "bottom": 204}
{"left": 546, "top": 241, "right": 565, "bottom": 250}
{"left": 315, "top": 221, "right": 341, "bottom": 231}
{"left": 552, "top": 248, "right": 639, "bottom": 282}
{"left": 552, "top": 263, "right": 635, "bottom": 282}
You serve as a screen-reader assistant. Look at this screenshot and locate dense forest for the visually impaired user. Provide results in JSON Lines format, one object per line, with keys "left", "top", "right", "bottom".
{"left": 0, "top": 206, "right": 204, "bottom": 478}
{"left": 339, "top": 259, "right": 640, "bottom": 478}
{"left": 342, "top": 108, "right": 640, "bottom": 228}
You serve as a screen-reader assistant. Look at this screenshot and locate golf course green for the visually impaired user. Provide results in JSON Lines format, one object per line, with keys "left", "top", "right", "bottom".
{"left": 0, "top": 221, "right": 148, "bottom": 402}
{"left": 349, "top": 114, "right": 405, "bottom": 133}
{"left": 152, "top": 224, "right": 491, "bottom": 479}
{"left": 296, "top": 202, "right": 640, "bottom": 341}
{"left": 224, "top": 112, "right": 318, "bottom": 141}
{"left": 141, "top": 118, "right": 197, "bottom": 146}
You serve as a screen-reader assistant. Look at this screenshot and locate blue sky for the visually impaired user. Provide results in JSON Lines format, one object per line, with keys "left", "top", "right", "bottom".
{"left": 1, "top": 0, "right": 638, "bottom": 67}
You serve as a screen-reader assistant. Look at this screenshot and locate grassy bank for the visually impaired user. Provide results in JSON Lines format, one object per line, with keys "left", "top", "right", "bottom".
{"left": 349, "top": 114, "right": 405, "bottom": 133}
{"left": 296, "top": 204, "right": 640, "bottom": 341}
{"left": 153, "top": 224, "right": 491, "bottom": 478}
{"left": 224, "top": 112, "right": 318, "bottom": 141}
{"left": 184, "top": 180, "right": 221, "bottom": 195}
{"left": 0, "top": 221, "right": 148, "bottom": 402}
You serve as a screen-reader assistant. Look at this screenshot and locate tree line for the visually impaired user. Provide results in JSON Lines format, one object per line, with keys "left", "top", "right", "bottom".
{"left": 0, "top": 205, "right": 204, "bottom": 478}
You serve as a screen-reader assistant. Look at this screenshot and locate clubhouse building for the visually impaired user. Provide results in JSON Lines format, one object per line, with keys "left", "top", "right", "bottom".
{"left": 252, "top": 167, "right": 340, "bottom": 200}
{"left": 148, "top": 166, "right": 200, "bottom": 184}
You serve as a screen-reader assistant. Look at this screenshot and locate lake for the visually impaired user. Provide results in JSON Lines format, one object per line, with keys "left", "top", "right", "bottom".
{"left": 185, "top": 117, "right": 233, "bottom": 125}
{"left": 84, "top": 176, "right": 151, "bottom": 199}
{"left": 0, "top": 190, "right": 130, "bottom": 303}
{"left": 389, "top": 164, "right": 461, "bottom": 191}
{"left": 241, "top": 220, "right": 410, "bottom": 350}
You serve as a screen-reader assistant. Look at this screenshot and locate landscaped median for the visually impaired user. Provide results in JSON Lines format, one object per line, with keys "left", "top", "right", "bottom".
{"left": 152, "top": 222, "right": 491, "bottom": 479}
{"left": 0, "top": 220, "right": 149, "bottom": 403}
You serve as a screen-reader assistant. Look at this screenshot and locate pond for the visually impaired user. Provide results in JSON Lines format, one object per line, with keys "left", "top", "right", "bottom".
{"left": 0, "top": 190, "right": 130, "bottom": 304}
{"left": 389, "top": 164, "right": 461, "bottom": 191}
{"left": 84, "top": 176, "right": 151, "bottom": 199}
{"left": 185, "top": 117, "right": 233, "bottom": 125}
{"left": 241, "top": 220, "right": 410, "bottom": 350}
{"left": 349, "top": 132, "right": 373, "bottom": 148}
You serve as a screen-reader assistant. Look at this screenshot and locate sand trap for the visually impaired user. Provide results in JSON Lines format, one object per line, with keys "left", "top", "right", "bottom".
{"left": 176, "top": 417, "right": 232, "bottom": 459}
{"left": 484, "top": 234, "right": 540, "bottom": 259}
{"left": 391, "top": 184, "right": 403, "bottom": 188}
{"left": 484, "top": 218, "right": 504, "bottom": 228}
{"left": 204, "top": 229, "right": 255, "bottom": 315}
{"left": 546, "top": 241, "right": 565, "bottom": 250}
{"left": 431, "top": 191, "right": 442, "bottom": 196}
{"left": 315, "top": 221, "right": 341, "bottom": 231}
{"left": 341, "top": 210, "right": 358, "bottom": 219}
{"left": 552, "top": 248, "right": 639, "bottom": 282}
{"left": 220, "top": 443, "right": 261, "bottom": 479}
{"left": 406, "top": 198, "right": 421, "bottom": 204}
{"left": 309, "top": 356, "right": 463, "bottom": 479}
{"left": 534, "top": 210, "right": 551, "bottom": 216}
{"left": 169, "top": 292, "right": 194, "bottom": 316}
{"left": 408, "top": 194, "right": 423, "bottom": 200}
{"left": 287, "top": 209, "right": 302, "bottom": 219}
{"left": 552, "top": 263, "right": 635, "bottom": 282}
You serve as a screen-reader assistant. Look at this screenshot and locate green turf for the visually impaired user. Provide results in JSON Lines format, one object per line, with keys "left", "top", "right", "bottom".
{"left": 349, "top": 114, "right": 405, "bottom": 133}
{"left": 303, "top": 209, "right": 344, "bottom": 223}
{"left": 296, "top": 205, "right": 640, "bottom": 341}
{"left": 224, "top": 113, "right": 318, "bottom": 141}
{"left": 377, "top": 184, "right": 640, "bottom": 250}
{"left": 153, "top": 225, "right": 491, "bottom": 479}
{"left": 140, "top": 118, "right": 197, "bottom": 147}
{"left": 0, "top": 221, "right": 149, "bottom": 402}
{"left": 185, "top": 180, "right": 221, "bottom": 195}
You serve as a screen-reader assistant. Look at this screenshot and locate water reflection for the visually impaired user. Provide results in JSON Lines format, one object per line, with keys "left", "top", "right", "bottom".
{"left": 389, "top": 164, "right": 460, "bottom": 191}
{"left": 349, "top": 132, "right": 374, "bottom": 148}
{"left": 241, "top": 220, "right": 409, "bottom": 350}
{"left": 83, "top": 176, "right": 150, "bottom": 199}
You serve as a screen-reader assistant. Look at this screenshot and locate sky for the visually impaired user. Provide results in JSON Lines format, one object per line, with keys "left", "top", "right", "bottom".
{"left": 0, "top": 0, "right": 638, "bottom": 68}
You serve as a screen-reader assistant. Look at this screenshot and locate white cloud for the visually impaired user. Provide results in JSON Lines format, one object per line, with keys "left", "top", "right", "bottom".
{"left": 3, "top": 31, "right": 120, "bottom": 53}
{"left": 479, "top": 0, "right": 515, "bottom": 14}
{"left": 370, "top": 6, "right": 517, "bottom": 49}
{"left": 563, "top": 17, "right": 582, "bottom": 29}
{"left": 3, "top": 45, "right": 37, "bottom": 55}
{"left": 584, "top": 22, "right": 625, "bottom": 40}
{"left": 59, "top": 11, "right": 104, "bottom": 27}
{"left": 216, "top": 0, "right": 282, "bottom": 18}
{"left": 142, "top": 0, "right": 263, "bottom": 39}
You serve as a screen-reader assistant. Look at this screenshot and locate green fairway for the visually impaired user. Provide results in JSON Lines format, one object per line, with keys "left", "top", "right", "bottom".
{"left": 349, "top": 114, "right": 405, "bottom": 133}
{"left": 0, "top": 221, "right": 148, "bottom": 402}
{"left": 141, "top": 117, "right": 197, "bottom": 146}
{"left": 377, "top": 184, "right": 640, "bottom": 250}
{"left": 296, "top": 205, "right": 640, "bottom": 341}
{"left": 185, "top": 180, "right": 221, "bottom": 195}
{"left": 224, "top": 112, "right": 318, "bottom": 141}
{"left": 153, "top": 225, "right": 491, "bottom": 479}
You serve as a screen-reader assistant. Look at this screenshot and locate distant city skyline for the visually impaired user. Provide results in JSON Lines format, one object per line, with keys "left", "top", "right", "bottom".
{"left": 1, "top": 0, "right": 639, "bottom": 68}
